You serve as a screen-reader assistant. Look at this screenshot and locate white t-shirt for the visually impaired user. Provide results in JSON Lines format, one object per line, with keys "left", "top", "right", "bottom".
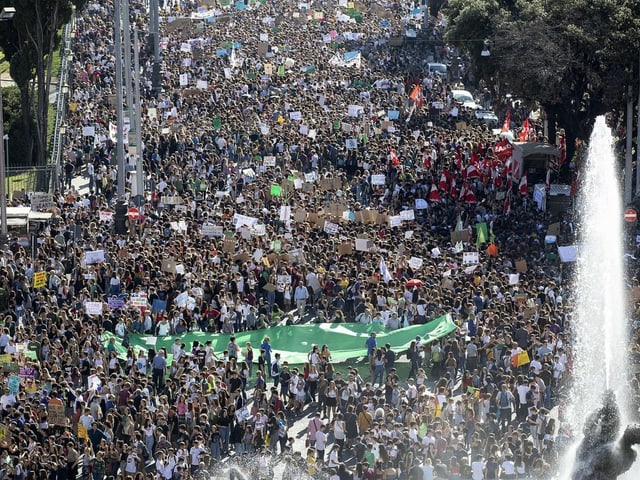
{"left": 471, "top": 461, "right": 485, "bottom": 480}
{"left": 315, "top": 430, "right": 327, "bottom": 450}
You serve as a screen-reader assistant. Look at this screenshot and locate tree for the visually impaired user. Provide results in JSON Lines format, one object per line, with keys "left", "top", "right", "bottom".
{"left": 444, "top": 0, "right": 640, "bottom": 151}
{"left": 0, "top": 0, "right": 87, "bottom": 167}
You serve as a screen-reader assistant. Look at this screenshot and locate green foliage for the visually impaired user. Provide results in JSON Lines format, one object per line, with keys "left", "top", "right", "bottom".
{"left": 0, "top": 0, "right": 80, "bottom": 167}
{"left": 444, "top": 0, "right": 640, "bottom": 139}
{"left": 1, "top": 85, "right": 31, "bottom": 167}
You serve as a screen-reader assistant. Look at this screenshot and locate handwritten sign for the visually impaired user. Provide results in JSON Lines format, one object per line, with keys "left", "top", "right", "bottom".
{"left": 130, "top": 293, "right": 148, "bottom": 308}
{"left": 18, "top": 366, "right": 36, "bottom": 379}
{"left": 107, "top": 297, "right": 126, "bottom": 310}
{"left": 33, "top": 271, "right": 47, "bottom": 289}
{"left": 85, "top": 302, "right": 103, "bottom": 316}
{"left": 85, "top": 250, "right": 105, "bottom": 264}
{"left": 462, "top": 252, "right": 480, "bottom": 265}
{"left": 48, "top": 404, "right": 66, "bottom": 426}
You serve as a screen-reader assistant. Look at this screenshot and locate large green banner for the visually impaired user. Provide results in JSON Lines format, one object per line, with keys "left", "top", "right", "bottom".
{"left": 107, "top": 314, "right": 457, "bottom": 365}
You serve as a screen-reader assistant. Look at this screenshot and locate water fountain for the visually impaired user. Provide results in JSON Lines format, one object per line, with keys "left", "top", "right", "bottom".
{"left": 566, "top": 115, "right": 640, "bottom": 478}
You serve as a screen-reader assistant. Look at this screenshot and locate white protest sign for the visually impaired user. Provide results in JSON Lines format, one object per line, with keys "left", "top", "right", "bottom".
{"left": 508, "top": 273, "right": 520, "bottom": 285}
{"left": 462, "top": 252, "right": 480, "bottom": 264}
{"left": 263, "top": 156, "right": 276, "bottom": 167}
{"left": 371, "top": 174, "right": 385, "bottom": 185}
{"left": 355, "top": 238, "right": 373, "bottom": 252}
{"left": 558, "top": 245, "right": 578, "bottom": 263}
{"left": 279, "top": 206, "right": 291, "bottom": 222}
{"left": 85, "top": 250, "right": 105, "bottom": 264}
{"left": 400, "top": 209, "right": 415, "bottom": 221}
{"left": 408, "top": 257, "right": 423, "bottom": 270}
{"left": 389, "top": 216, "right": 402, "bottom": 228}
{"left": 85, "top": 302, "right": 103, "bottom": 316}
{"left": 324, "top": 221, "right": 339, "bottom": 235}
{"left": 232, "top": 213, "right": 258, "bottom": 229}
{"left": 431, "top": 247, "right": 441, "bottom": 258}
{"left": 252, "top": 224, "right": 267, "bottom": 236}
{"left": 130, "top": 293, "right": 148, "bottom": 308}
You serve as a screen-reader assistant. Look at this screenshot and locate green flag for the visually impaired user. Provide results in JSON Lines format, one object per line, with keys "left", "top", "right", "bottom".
{"left": 277, "top": 65, "right": 285, "bottom": 76}
{"left": 333, "top": 121, "right": 341, "bottom": 131}
{"left": 476, "top": 222, "right": 488, "bottom": 248}
{"left": 212, "top": 117, "right": 222, "bottom": 131}
{"left": 270, "top": 185, "right": 282, "bottom": 196}
{"left": 455, "top": 215, "right": 464, "bottom": 231}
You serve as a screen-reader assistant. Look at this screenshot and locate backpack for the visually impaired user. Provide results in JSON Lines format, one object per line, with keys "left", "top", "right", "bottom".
{"left": 271, "top": 362, "right": 279, "bottom": 378}
{"left": 499, "top": 391, "right": 510, "bottom": 408}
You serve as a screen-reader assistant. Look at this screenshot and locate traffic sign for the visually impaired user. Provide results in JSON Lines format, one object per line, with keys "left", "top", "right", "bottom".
{"left": 127, "top": 207, "right": 140, "bottom": 221}
{"left": 624, "top": 208, "right": 637, "bottom": 223}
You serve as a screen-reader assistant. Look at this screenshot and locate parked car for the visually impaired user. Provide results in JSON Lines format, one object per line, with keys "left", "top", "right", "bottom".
{"left": 475, "top": 109, "right": 499, "bottom": 128}
{"left": 427, "top": 62, "right": 448, "bottom": 77}
{"left": 451, "top": 89, "right": 482, "bottom": 110}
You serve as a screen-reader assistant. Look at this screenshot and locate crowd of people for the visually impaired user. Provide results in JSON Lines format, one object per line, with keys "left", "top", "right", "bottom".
{"left": 2, "top": 0, "right": 636, "bottom": 479}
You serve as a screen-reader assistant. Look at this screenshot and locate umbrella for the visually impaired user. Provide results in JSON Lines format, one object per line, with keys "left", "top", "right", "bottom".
{"left": 406, "top": 279, "right": 424, "bottom": 287}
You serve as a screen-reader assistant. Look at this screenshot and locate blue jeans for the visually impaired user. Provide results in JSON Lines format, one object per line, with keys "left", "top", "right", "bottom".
{"left": 219, "top": 426, "right": 230, "bottom": 453}
{"left": 373, "top": 365, "right": 384, "bottom": 386}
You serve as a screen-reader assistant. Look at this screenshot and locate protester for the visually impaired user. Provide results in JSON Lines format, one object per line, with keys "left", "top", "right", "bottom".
{"left": 1, "top": 0, "right": 631, "bottom": 479}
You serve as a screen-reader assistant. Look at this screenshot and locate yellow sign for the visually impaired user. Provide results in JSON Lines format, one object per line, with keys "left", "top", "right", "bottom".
{"left": 78, "top": 424, "right": 88, "bottom": 440}
{"left": 33, "top": 271, "right": 47, "bottom": 289}
{"left": 0, "top": 355, "right": 11, "bottom": 365}
{"left": 0, "top": 425, "right": 8, "bottom": 441}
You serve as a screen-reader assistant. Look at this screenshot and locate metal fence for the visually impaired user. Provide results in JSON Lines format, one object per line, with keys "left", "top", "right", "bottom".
{"left": 48, "top": 11, "right": 76, "bottom": 193}
{"left": 4, "top": 166, "right": 57, "bottom": 198}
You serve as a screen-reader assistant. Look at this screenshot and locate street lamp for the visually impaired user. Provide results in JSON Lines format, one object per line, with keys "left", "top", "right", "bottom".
{"left": 0, "top": 6, "right": 16, "bottom": 243}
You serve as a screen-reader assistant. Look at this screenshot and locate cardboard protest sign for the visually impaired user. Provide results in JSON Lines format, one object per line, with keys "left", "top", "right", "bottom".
{"left": 515, "top": 259, "right": 528, "bottom": 273}
{"left": 547, "top": 222, "right": 561, "bottom": 236}
{"left": 338, "top": 242, "right": 353, "bottom": 255}
{"left": 162, "top": 257, "right": 176, "bottom": 273}
{"left": 48, "top": 404, "right": 66, "bottom": 426}
{"left": 355, "top": 238, "right": 373, "bottom": 252}
{"left": 223, "top": 238, "right": 236, "bottom": 253}
{"left": 450, "top": 230, "right": 470, "bottom": 244}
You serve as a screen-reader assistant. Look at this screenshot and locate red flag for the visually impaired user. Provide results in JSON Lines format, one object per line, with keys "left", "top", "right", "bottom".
{"left": 558, "top": 131, "right": 567, "bottom": 165}
{"left": 466, "top": 164, "right": 481, "bottom": 179}
{"left": 389, "top": 148, "right": 400, "bottom": 167}
{"left": 519, "top": 118, "right": 529, "bottom": 142}
{"left": 462, "top": 187, "right": 477, "bottom": 204}
{"left": 438, "top": 173, "right": 448, "bottom": 192}
{"left": 503, "top": 193, "right": 511, "bottom": 215}
{"left": 501, "top": 109, "right": 511, "bottom": 133}
{"left": 428, "top": 184, "right": 441, "bottom": 203}
{"left": 503, "top": 187, "right": 512, "bottom": 215}
{"left": 450, "top": 178, "right": 457, "bottom": 199}
{"left": 494, "top": 139, "right": 513, "bottom": 162}
{"left": 519, "top": 172, "right": 528, "bottom": 195}
{"left": 409, "top": 85, "right": 423, "bottom": 106}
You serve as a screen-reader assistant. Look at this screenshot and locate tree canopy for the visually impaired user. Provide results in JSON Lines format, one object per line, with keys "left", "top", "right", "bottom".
{"left": 444, "top": 0, "right": 640, "bottom": 142}
{"left": 0, "top": 0, "right": 87, "bottom": 167}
